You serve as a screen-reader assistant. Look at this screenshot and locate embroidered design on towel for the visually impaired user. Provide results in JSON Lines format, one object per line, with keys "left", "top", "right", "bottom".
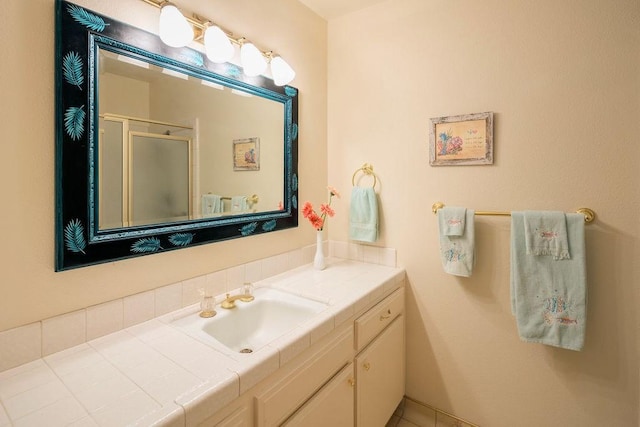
{"left": 447, "top": 218, "right": 463, "bottom": 226}
{"left": 443, "top": 245, "right": 466, "bottom": 263}
{"left": 539, "top": 229, "right": 559, "bottom": 241}
{"left": 539, "top": 292, "right": 578, "bottom": 326}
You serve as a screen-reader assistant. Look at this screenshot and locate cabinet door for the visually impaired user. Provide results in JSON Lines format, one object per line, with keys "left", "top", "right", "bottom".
{"left": 214, "top": 405, "right": 251, "bottom": 427}
{"left": 255, "top": 327, "right": 353, "bottom": 426}
{"left": 282, "top": 363, "right": 355, "bottom": 427}
{"left": 356, "top": 315, "right": 405, "bottom": 427}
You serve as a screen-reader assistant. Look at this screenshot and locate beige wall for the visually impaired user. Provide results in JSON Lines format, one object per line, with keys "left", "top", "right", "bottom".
{"left": 0, "top": 0, "right": 326, "bottom": 331}
{"left": 327, "top": 0, "right": 639, "bottom": 426}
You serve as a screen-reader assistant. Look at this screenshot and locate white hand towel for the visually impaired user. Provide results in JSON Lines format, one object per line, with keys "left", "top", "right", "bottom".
{"left": 349, "top": 187, "right": 378, "bottom": 242}
{"left": 202, "top": 194, "right": 222, "bottom": 215}
{"left": 438, "top": 208, "right": 475, "bottom": 277}
{"left": 438, "top": 206, "right": 466, "bottom": 236}
{"left": 523, "top": 211, "right": 570, "bottom": 260}
{"left": 231, "top": 196, "right": 248, "bottom": 213}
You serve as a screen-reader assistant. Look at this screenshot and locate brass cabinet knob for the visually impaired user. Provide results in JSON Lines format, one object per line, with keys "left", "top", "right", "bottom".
{"left": 348, "top": 378, "right": 356, "bottom": 387}
{"left": 379, "top": 309, "right": 391, "bottom": 321}
{"left": 363, "top": 362, "right": 371, "bottom": 371}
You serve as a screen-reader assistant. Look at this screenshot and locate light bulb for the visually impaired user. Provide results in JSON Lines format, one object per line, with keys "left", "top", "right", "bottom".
{"left": 159, "top": 3, "right": 193, "bottom": 48}
{"left": 240, "top": 42, "right": 267, "bottom": 77}
{"left": 270, "top": 56, "right": 295, "bottom": 86}
{"left": 204, "top": 25, "right": 234, "bottom": 63}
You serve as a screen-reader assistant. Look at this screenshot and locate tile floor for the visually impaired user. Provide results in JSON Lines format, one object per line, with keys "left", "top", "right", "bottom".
{"left": 386, "top": 398, "right": 478, "bottom": 427}
{"left": 387, "top": 414, "right": 421, "bottom": 427}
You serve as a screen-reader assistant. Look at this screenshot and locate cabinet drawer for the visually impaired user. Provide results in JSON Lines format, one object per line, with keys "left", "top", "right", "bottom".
{"left": 255, "top": 326, "right": 353, "bottom": 427}
{"left": 355, "top": 288, "right": 404, "bottom": 351}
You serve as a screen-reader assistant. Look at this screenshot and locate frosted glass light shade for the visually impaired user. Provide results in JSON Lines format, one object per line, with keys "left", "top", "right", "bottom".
{"left": 240, "top": 42, "right": 267, "bottom": 76}
{"left": 270, "top": 56, "right": 296, "bottom": 86}
{"left": 159, "top": 4, "right": 193, "bottom": 48}
{"left": 204, "top": 25, "right": 234, "bottom": 63}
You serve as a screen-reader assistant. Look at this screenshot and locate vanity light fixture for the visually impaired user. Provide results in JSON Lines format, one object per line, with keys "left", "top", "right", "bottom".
{"left": 240, "top": 40, "right": 268, "bottom": 77}
{"left": 141, "top": 0, "right": 296, "bottom": 85}
{"left": 158, "top": 2, "right": 193, "bottom": 48}
{"left": 203, "top": 23, "right": 234, "bottom": 63}
{"left": 269, "top": 55, "right": 296, "bottom": 87}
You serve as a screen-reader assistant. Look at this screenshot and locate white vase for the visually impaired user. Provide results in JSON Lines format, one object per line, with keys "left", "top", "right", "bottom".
{"left": 314, "top": 230, "right": 326, "bottom": 270}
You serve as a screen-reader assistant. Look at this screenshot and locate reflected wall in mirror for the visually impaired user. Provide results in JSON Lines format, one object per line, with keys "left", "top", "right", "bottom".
{"left": 55, "top": 0, "right": 299, "bottom": 271}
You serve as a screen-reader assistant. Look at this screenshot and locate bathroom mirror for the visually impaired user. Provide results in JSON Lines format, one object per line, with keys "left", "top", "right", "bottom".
{"left": 55, "top": 0, "right": 299, "bottom": 271}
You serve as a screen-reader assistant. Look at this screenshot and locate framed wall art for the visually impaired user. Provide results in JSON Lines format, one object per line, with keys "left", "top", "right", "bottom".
{"left": 233, "top": 137, "right": 260, "bottom": 171}
{"left": 429, "top": 112, "right": 494, "bottom": 166}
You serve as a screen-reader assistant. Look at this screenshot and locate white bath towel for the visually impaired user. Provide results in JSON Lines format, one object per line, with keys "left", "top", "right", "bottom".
{"left": 511, "top": 212, "right": 587, "bottom": 351}
{"left": 437, "top": 208, "right": 475, "bottom": 277}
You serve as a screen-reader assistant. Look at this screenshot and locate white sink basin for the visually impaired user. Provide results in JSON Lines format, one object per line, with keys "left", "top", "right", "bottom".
{"left": 171, "top": 288, "right": 328, "bottom": 353}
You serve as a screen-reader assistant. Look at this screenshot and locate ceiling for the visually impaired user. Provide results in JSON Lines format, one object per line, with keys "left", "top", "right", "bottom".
{"left": 297, "top": 0, "right": 388, "bottom": 20}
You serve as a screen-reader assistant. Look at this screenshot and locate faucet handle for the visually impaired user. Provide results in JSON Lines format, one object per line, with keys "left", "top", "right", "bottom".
{"left": 240, "top": 283, "right": 255, "bottom": 302}
{"left": 199, "top": 295, "right": 216, "bottom": 318}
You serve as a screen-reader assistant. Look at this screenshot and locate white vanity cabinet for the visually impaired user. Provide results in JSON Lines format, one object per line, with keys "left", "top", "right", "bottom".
{"left": 205, "top": 286, "right": 405, "bottom": 427}
{"left": 0, "top": 261, "right": 405, "bottom": 427}
{"left": 278, "top": 288, "right": 405, "bottom": 427}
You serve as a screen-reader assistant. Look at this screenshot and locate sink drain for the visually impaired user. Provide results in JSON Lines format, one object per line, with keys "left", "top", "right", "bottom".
{"left": 239, "top": 348, "right": 253, "bottom": 354}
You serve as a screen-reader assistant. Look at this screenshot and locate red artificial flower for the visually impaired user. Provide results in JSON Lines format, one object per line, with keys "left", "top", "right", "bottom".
{"left": 302, "top": 186, "right": 339, "bottom": 231}
{"left": 302, "top": 201, "right": 314, "bottom": 218}
{"left": 320, "top": 203, "right": 335, "bottom": 218}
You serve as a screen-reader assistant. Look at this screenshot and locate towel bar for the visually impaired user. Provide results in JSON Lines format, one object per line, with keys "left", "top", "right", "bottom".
{"left": 207, "top": 193, "right": 259, "bottom": 206}
{"left": 431, "top": 202, "right": 596, "bottom": 224}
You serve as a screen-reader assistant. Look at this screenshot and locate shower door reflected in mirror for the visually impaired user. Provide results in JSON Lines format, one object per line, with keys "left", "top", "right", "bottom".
{"left": 98, "top": 116, "right": 193, "bottom": 229}
{"left": 130, "top": 131, "right": 192, "bottom": 226}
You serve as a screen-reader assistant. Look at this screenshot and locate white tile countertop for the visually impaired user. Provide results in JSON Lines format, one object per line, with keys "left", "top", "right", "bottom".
{"left": 0, "top": 259, "right": 405, "bottom": 427}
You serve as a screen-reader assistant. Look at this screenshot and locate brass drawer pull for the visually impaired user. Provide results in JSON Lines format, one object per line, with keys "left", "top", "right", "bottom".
{"left": 379, "top": 309, "right": 392, "bottom": 321}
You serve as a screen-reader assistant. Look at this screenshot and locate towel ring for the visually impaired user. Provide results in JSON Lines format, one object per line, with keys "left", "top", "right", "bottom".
{"left": 352, "top": 163, "right": 377, "bottom": 188}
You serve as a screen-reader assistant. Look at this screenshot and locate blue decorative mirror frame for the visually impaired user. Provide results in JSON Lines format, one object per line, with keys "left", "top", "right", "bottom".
{"left": 55, "top": 0, "right": 299, "bottom": 271}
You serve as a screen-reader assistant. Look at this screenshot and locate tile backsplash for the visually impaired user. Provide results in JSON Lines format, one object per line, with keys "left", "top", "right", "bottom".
{"left": 0, "top": 241, "right": 397, "bottom": 373}
{"left": 41, "top": 310, "right": 86, "bottom": 357}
